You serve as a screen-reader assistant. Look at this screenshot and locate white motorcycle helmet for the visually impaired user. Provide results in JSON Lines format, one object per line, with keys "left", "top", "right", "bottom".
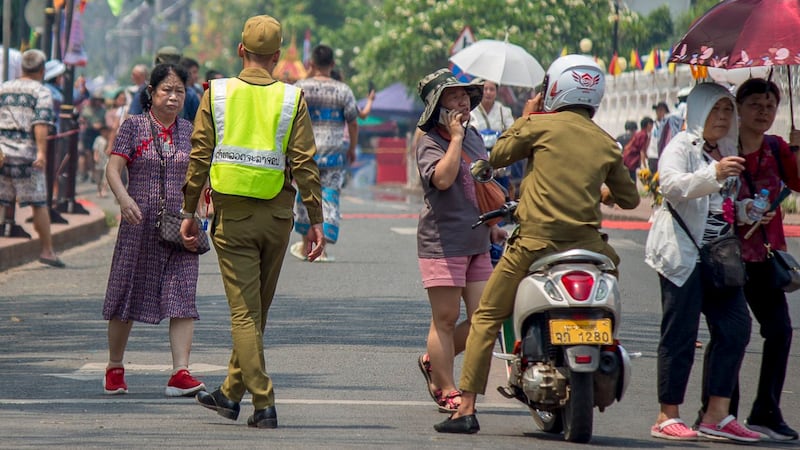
{"left": 542, "top": 54, "right": 605, "bottom": 118}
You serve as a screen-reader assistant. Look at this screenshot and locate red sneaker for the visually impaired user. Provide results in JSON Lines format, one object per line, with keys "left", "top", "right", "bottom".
{"left": 104, "top": 367, "right": 128, "bottom": 395}
{"left": 165, "top": 369, "right": 206, "bottom": 397}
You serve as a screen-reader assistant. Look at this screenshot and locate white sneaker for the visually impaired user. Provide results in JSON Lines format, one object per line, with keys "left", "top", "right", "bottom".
{"left": 289, "top": 242, "right": 307, "bottom": 261}
{"left": 315, "top": 251, "right": 335, "bottom": 262}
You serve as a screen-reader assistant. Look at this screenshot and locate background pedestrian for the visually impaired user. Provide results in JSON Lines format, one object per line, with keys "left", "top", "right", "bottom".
{"left": 290, "top": 44, "right": 359, "bottom": 262}
{"left": 0, "top": 49, "right": 62, "bottom": 267}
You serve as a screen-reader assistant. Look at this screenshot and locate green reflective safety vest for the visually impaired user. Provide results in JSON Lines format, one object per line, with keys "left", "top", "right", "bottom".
{"left": 208, "top": 78, "right": 300, "bottom": 200}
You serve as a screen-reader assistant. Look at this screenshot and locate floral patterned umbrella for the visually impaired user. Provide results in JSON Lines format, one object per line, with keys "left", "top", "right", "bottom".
{"left": 669, "top": 0, "right": 800, "bottom": 68}
{"left": 669, "top": 0, "right": 800, "bottom": 125}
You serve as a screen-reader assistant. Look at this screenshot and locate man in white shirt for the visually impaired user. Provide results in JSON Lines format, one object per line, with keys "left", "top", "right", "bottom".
{"left": 646, "top": 101, "right": 669, "bottom": 173}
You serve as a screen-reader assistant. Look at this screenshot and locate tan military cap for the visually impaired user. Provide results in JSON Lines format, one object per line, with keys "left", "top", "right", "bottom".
{"left": 242, "top": 15, "right": 282, "bottom": 55}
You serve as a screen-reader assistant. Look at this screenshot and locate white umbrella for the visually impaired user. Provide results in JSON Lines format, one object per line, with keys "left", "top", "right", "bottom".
{"left": 449, "top": 39, "right": 545, "bottom": 88}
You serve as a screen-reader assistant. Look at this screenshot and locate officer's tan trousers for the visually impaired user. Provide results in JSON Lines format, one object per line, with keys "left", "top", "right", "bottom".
{"left": 212, "top": 193, "right": 293, "bottom": 410}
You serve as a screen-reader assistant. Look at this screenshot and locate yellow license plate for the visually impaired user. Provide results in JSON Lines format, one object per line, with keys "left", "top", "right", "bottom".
{"left": 549, "top": 319, "right": 613, "bottom": 345}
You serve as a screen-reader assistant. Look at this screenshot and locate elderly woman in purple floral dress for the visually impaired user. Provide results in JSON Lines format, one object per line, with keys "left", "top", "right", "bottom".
{"left": 102, "top": 64, "right": 206, "bottom": 397}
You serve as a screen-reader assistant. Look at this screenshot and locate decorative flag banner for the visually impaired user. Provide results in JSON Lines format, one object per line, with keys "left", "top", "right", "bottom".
{"left": 608, "top": 52, "right": 622, "bottom": 76}
{"left": 665, "top": 48, "right": 676, "bottom": 73}
{"left": 107, "top": 0, "right": 123, "bottom": 16}
{"left": 61, "top": 1, "right": 87, "bottom": 66}
{"left": 643, "top": 49, "right": 656, "bottom": 73}
{"left": 690, "top": 65, "right": 708, "bottom": 79}
{"left": 630, "top": 49, "right": 643, "bottom": 70}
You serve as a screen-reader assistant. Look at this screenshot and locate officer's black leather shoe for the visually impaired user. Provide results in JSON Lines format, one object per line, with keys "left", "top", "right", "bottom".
{"left": 433, "top": 414, "right": 480, "bottom": 434}
{"left": 196, "top": 388, "right": 240, "bottom": 421}
{"left": 247, "top": 405, "right": 278, "bottom": 428}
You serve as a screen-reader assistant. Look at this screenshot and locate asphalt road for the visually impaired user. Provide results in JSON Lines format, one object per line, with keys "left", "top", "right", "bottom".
{"left": 0, "top": 186, "right": 798, "bottom": 449}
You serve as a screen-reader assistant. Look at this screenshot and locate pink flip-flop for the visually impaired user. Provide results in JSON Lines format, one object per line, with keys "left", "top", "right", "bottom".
{"left": 651, "top": 418, "right": 698, "bottom": 441}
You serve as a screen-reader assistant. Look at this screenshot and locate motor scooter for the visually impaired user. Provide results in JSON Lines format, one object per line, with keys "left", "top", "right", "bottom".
{"left": 471, "top": 160, "right": 631, "bottom": 443}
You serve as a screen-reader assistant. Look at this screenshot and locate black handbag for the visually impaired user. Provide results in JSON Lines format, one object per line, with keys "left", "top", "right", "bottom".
{"left": 150, "top": 119, "right": 210, "bottom": 255}
{"left": 766, "top": 247, "right": 800, "bottom": 292}
{"left": 667, "top": 202, "right": 746, "bottom": 289}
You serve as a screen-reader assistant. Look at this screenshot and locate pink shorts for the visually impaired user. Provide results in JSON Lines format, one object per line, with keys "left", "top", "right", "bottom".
{"left": 418, "top": 252, "right": 493, "bottom": 288}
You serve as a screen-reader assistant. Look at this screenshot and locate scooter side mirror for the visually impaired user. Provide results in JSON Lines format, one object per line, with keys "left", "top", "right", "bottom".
{"left": 470, "top": 159, "right": 494, "bottom": 183}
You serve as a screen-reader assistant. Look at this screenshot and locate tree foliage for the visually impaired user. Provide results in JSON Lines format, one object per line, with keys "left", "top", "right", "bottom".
{"left": 323, "top": 0, "right": 629, "bottom": 94}
{"left": 673, "top": 0, "right": 721, "bottom": 42}
{"left": 81, "top": 0, "right": 698, "bottom": 95}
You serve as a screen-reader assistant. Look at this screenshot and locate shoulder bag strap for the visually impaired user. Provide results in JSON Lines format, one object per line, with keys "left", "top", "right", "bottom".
{"left": 478, "top": 105, "right": 491, "bottom": 130}
{"left": 148, "top": 117, "right": 168, "bottom": 215}
{"left": 665, "top": 201, "right": 702, "bottom": 252}
{"left": 765, "top": 135, "right": 787, "bottom": 182}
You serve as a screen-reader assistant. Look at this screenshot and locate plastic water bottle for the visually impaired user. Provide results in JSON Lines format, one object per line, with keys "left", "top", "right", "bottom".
{"left": 747, "top": 188, "right": 770, "bottom": 222}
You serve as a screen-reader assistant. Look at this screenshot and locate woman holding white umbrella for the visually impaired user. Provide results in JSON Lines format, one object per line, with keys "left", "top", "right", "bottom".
{"left": 469, "top": 80, "right": 519, "bottom": 197}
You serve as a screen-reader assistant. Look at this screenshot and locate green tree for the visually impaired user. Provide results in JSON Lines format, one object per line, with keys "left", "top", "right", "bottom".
{"left": 642, "top": 5, "right": 674, "bottom": 50}
{"left": 672, "top": 0, "right": 720, "bottom": 44}
{"left": 326, "top": 0, "right": 623, "bottom": 94}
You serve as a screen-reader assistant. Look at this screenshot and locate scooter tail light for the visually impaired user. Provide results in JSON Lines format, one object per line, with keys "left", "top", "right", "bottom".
{"left": 575, "top": 354, "right": 592, "bottom": 364}
{"left": 560, "top": 271, "right": 594, "bottom": 301}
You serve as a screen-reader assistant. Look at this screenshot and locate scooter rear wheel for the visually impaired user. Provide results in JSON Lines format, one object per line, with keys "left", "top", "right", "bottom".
{"left": 562, "top": 371, "right": 593, "bottom": 443}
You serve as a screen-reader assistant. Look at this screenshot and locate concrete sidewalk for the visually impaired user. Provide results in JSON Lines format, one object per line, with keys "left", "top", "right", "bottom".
{"left": 0, "top": 182, "right": 112, "bottom": 272}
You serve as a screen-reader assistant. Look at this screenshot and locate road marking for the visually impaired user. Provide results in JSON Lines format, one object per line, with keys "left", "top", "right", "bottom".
{"left": 390, "top": 227, "right": 417, "bottom": 235}
{"left": 0, "top": 398, "right": 522, "bottom": 409}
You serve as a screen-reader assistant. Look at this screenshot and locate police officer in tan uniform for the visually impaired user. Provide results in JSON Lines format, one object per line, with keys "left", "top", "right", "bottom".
{"left": 181, "top": 14, "right": 325, "bottom": 429}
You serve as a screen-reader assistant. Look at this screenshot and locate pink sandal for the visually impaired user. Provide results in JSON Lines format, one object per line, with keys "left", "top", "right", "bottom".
{"left": 437, "top": 390, "right": 462, "bottom": 413}
{"left": 651, "top": 418, "right": 698, "bottom": 441}
{"left": 417, "top": 354, "right": 439, "bottom": 403}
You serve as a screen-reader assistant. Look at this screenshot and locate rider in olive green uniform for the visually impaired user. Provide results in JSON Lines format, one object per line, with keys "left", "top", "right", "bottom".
{"left": 435, "top": 55, "right": 640, "bottom": 434}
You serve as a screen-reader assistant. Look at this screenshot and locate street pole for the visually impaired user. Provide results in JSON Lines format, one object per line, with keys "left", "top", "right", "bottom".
{"left": 612, "top": 0, "right": 620, "bottom": 56}
{"left": 42, "top": 2, "right": 55, "bottom": 59}
{"left": 2, "top": 0, "right": 9, "bottom": 82}
{"left": 54, "top": 0, "right": 87, "bottom": 216}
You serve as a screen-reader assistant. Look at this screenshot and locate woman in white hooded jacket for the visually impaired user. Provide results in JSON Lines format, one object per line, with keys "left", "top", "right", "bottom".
{"left": 645, "top": 83, "right": 759, "bottom": 443}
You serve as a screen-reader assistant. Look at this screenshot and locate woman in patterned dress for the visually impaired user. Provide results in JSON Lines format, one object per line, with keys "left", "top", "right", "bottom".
{"left": 102, "top": 64, "right": 206, "bottom": 397}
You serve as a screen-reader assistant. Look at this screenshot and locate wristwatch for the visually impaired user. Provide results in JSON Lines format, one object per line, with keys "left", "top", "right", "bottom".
{"left": 179, "top": 209, "right": 196, "bottom": 219}
{"left": 790, "top": 145, "right": 799, "bottom": 153}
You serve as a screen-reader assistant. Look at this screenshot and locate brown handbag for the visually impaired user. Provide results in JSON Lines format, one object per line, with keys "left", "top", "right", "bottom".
{"left": 461, "top": 151, "right": 506, "bottom": 226}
